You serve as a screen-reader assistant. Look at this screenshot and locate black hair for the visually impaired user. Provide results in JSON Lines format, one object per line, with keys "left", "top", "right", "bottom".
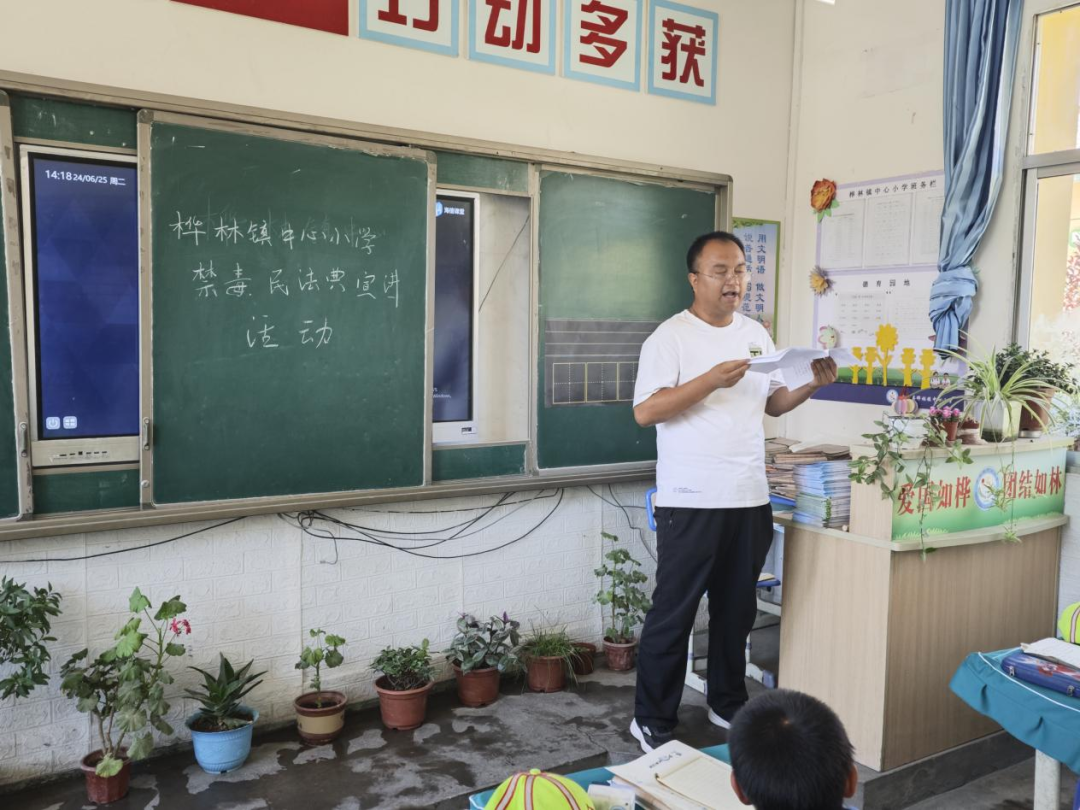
{"left": 685, "top": 230, "right": 746, "bottom": 274}
{"left": 728, "top": 690, "right": 854, "bottom": 810}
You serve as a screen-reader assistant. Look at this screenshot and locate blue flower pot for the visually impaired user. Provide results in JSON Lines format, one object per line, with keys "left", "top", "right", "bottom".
{"left": 185, "top": 706, "right": 258, "bottom": 774}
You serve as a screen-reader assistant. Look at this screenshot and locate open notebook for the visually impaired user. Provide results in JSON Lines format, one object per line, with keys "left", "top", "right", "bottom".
{"left": 607, "top": 741, "right": 743, "bottom": 810}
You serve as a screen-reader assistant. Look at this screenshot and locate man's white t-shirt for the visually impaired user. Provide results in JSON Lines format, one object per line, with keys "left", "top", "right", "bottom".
{"left": 633, "top": 310, "right": 782, "bottom": 509}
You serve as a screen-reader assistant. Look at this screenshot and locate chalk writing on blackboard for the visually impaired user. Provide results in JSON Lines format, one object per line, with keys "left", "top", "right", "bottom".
{"left": 299, "top": 318, "right": 333, "bottom": 347}
{"left": 270, "top": 269, "right": 289, "bottom": 296}
{"left": 245, "top": 316, "right": 338, "bottom": 350}
{"left": 226, "top": 265, "right": 251, "bottom": 298}
{"left": 171, "top": 211, "right": 379, "bottom": 254}
{"left": 246, "top": 315, "right": 278, "bottom": 349}
{"left": 193, "top": 261, "right": 217, "bottom": 297}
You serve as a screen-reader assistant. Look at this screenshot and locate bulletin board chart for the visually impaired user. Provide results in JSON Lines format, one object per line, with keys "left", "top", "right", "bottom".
{"left": 812, "top": 171, "right": 958, "bottom": 407}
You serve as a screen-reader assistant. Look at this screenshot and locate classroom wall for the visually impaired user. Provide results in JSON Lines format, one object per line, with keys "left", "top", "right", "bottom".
{"left": 0, "top": 0, "right": 796, "bottom": 219}
{"left": 781, "top": 0, "right": 1077, "bottom": 443}
{"left": 0, "top": 483, "right": 662, "bottom": 786}
{"left": 781, "top": 0, "right": 947, "bottom": 441}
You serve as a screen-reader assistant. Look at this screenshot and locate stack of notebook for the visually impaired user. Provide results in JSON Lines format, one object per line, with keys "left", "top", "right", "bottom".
{"left": 766, "top": 439, "right": 849, "bottom": 505}
{"left": 792, "top": 459, "right": 852, "bottom": 529}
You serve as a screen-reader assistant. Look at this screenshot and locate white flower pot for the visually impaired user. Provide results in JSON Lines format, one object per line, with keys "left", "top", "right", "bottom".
{"left": 973, "top": 400, "right": 1022, "bottom": 442}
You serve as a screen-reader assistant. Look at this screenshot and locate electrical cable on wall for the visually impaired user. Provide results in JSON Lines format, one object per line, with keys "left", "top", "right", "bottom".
{"left": 1, "top": 483, "right": 660, "bottom": 565}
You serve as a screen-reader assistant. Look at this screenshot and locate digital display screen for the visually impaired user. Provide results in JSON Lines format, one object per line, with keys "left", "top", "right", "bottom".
{"left": 433, "top": 196, "right": 475, "bottom": 424}
{"left": 29, "top": 155, "right": 140, "bottom": 440}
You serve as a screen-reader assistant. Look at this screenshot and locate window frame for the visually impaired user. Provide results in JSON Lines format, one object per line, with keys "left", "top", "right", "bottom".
{"left": 1016, "top": 2, "right": 1080, "bottom": 347}
{"left": 18, "top": 143, "right": 141, "bottom": 468}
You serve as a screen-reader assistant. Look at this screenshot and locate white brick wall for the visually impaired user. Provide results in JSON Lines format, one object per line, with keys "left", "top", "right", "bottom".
{"left": 0, "top": 482, "right": 659, "bottom": 786}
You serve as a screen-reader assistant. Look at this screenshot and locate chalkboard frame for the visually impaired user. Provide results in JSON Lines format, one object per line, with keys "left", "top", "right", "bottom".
{"left": 0, "top": 92, "right": 33, "bottom": 519}
{"left": 0, "top": 79, "right": 734, "bottom": 540}
{"left": 138, "top": 110, "right": 438, "bottom": 507}
{"left": 531, "top": 163, "right": 726, "bottom": 477}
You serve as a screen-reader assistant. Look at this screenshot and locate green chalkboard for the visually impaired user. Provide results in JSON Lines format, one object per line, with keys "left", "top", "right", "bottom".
{"left": 34, "top": 470, "right": 140, "bottom": 515}
{"left": 433, "top": 443, "right": 527, "bottom": 482}
{"left": 435, "top": 152, "right": 529, "bottom": 193}
{"left": 150, "top": 120, "right": 431, "bottom": 504}
{"left": 537, "top": 171, "right": 716, "bottom": 469}
{"left": 11, "top": 95, "right": 137, "bottom": 150}
{"left": 0, "top": 97, "right": 18, "bottom": 517}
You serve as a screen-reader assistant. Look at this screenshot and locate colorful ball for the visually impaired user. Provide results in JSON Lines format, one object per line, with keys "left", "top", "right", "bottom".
{"left": 1060, "top": 602, "right": 1080, "bottom": 644}
{"left": 485, "top": 769, "right": 595, "bottom": 810}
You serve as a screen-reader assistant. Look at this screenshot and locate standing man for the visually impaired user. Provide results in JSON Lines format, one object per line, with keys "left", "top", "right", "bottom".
{"left": 629, "top": 231, "right": 837, "bottom": 753}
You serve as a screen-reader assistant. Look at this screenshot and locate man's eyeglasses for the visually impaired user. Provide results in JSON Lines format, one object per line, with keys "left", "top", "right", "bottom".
{"left": 692, "top": 266, "right": 747, "bottom": 282}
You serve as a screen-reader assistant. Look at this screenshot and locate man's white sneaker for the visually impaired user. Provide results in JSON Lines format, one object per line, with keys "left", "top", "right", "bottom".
{"left": 630, "top": 718, "right": 673, "bottom": 753}
{"left": 708, "top": 708, "right": 733, "bottom": 729}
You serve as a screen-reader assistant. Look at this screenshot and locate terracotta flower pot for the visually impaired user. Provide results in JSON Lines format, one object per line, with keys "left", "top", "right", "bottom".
{"left": 374, "top": 677, "right": 433, "bottom": 730}
{"left": 453, "top": 665, "right": 501, "bottom": 708}
{"left": 943, "top": 421, "right": 959, "bottom": 441}
{"left": 81, "top": 750, "right": 131, "bottom": 805}
{"left": 527, "top": 656, "right": 567, "bottom": 693}
{"left": 294, "top": 690, "right": 348, "bottom": 745}
{"left": 1020, "top": 390, "right": 1055, "bottom": 435}
{"left": 603, "top": 638, "right": 637, "bottom": 672}
{"left": 571, "top": 642, "right": 596, "bottom": 676}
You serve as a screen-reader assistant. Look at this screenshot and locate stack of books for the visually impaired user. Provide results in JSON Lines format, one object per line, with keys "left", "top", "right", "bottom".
{"left": 792, "top": 459, "right": 852, "bottom": 529}
{"left": 766, "top": 439, "right": 849, "bottom": 505}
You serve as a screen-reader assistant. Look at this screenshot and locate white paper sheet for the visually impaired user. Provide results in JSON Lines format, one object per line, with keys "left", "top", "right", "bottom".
{"left": 863, "top": 193, "right": 914, "bottom": 267}
{"left": 655, "top": 754, "right": 742, "bottom": 809}
{"left": 819, "top": 199, "right": 866, "bottom": 269}
{"left": 911, "top": 188, "right": 946, "bottom": 265}
{"left": 747, "top": 347, "right": 859, "bottom": 375}
{"left": 1022, "top": 638, "right": 1080, "bottom": 670}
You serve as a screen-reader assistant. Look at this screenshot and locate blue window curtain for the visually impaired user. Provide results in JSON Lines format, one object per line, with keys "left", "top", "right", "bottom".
{"left": 930, "top": 0, "right": 1024, "bottom": 351}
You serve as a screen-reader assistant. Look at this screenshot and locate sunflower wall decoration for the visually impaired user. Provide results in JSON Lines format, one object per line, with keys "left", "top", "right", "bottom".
{"left": 809, "top": 266, "right": 832, "bottom": 296}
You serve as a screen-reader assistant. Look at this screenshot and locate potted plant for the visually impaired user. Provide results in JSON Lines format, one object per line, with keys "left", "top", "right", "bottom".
{"left": 948, "top": 346, "right": 1045, "bottom": 442}
{"left": 519, "top": 627, "right": 578, "bottom": 693}
{"left": 294, "top": 628, "right": 348, "bottom": 744}
{"left": 594, "top": 532, "right": 652, "bottom": 671}
{"left": 370, "top": 639, "right": 435, "bottom": 731}
{"left": 995, "top": 343, "right": 1078, "bottom": 435}
{"left": 927, "top": 406, "right": 961, "bottom": 442}
{"left": 60, "top": 589, "right": 190, "bottom": 805}
{"left": 0, "top": 577, "right": 62, "bottom": 700}
{"left": 571, "top": 641, "right": 596, "bottom": 676}
{"left": 185, "top": 654, "right": 266, "bottom": 773}
{"left": 445, "top": 613, "right": 520, "bottom": 708}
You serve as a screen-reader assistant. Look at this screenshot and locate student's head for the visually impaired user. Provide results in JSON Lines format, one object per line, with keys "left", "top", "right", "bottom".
{"left": 728, "top": 690, "right": 858, "bottom": 810}
{"left": 685, "top": 231, "right": 748, "bottom": 322}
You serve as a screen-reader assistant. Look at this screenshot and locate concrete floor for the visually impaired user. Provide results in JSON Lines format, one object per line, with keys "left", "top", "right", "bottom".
{"left": 5, "top": 668, "right": 722, "bottom": 810}
{"left": 3, "top": 623, "right": 1069, "bottom": 810}
{"left": 905, "top": 759, "right": 1077, "bottom": 810}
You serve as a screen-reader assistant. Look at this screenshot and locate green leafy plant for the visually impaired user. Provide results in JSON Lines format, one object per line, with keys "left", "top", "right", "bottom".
{"left": 60, "top": 589, "right": 190, "bottom": 777}
{"left": 370, "top": 640, "right": 434, "bottom": 692}
{"left": 940, "top": 344, "right": 1051, "bottom": 541}
{"left": 186, "top": 654, "right": 266, "bottom": 732}
{"left": 1050, "top": 392, "right": 1080, "bottom": 449}
{"left": 995, "top": 342, "right": 1077, "bottom": 395}
{"left": 518, "top": 626, "right": 577, "bottom": 661}
{"left": 296, "top": 628, "right": 346, "bottom": 707}
{"left": 0, "top": 577, "right": 62, "bottom": 700}
{"left": 594, "top": 532, "right": 652, "bottom": 644}
{"left": 945, "top": 346, "right": 1046, "bottom": 440}
{"left": 445, "top": 613, "right": 521, "bottom": 675}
